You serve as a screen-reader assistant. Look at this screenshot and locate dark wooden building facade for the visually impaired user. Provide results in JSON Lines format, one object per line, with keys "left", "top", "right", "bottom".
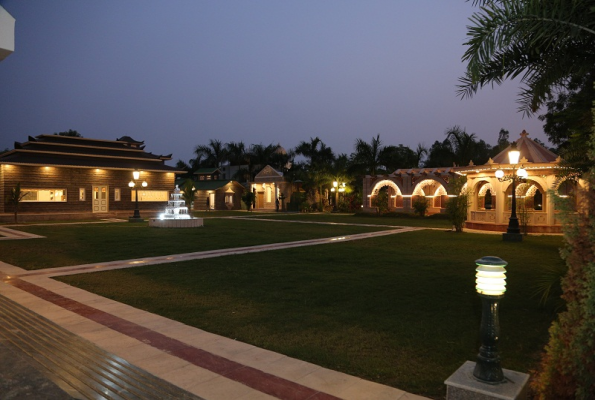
{"left": 0, "top": 135, "right": 182, "bottom": 220}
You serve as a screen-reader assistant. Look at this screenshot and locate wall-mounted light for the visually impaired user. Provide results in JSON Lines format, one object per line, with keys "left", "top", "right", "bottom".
{"left": 133, "top": 170, "right": 140, "bottom": 180}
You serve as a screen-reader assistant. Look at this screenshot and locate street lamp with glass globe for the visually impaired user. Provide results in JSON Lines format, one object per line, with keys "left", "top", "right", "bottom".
{"left": 495, "top": 143, "right": 525, "bottom": 242}
{"left": 129, "top": 170, "right": 148, "bottom": 222}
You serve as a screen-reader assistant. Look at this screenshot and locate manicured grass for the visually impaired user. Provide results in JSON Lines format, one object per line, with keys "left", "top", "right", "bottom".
{"left": 57, "top": 230, "right": 563, "bottom": 398}
{"left": 0, "top": 219, "right": 392, "bottom": 269}
{"left": 239, "top": 211, "right": 454, "bottom": 229}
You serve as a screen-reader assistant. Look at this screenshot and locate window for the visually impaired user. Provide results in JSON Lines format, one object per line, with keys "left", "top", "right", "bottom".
{"left": 266, "top": 186, "right": 272, "bottom": 202}
{"left": 79, "top": 188, "right": 85, "bottom": 201}
{"left": 22, "top": 189, "right": 67, "bottom": 202}
{"left": 225, "top": 194, "right": 233, "bottom": 204}
{"left": 114, "top": 188, "right": 121, "bottom": 201}
{"left": 131, "top": 190, "right": 169, "bottom": 202}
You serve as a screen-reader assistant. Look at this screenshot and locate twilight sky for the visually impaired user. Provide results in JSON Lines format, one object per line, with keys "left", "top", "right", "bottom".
{"left": 0, "top": 0, "right": 549, "bottom": 166}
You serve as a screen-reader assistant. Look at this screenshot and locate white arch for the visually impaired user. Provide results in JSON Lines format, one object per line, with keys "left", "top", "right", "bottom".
{"left": 461, "top": 182, "right": 468, "bottom": 195}
{"left": 371, "top": 179, "right": 402, "bottom": 196}
{"left": 476, "top": 181, "right": 494, "bottom": 196}
{"left": 433, "top": 185, "right": 447, "bottom": 197}
{"left": 413, "top": 179, "right": 446, "bottom": 197}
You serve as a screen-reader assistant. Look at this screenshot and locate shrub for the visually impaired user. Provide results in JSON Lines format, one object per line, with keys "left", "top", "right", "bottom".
{"left": 412, "top": 197, "right": 429, "bottom": 217}
{"left": 445, "top": 176, "right": 469, "bottom": 232}
{"left": 372, "top": 188, "right": 390, "bottom": 214}
{"left": 241, "top": 191, "right": 255, "bottom": 211}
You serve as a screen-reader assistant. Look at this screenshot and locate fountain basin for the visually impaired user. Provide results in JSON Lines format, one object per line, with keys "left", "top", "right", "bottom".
{"left": 149, "top": 218, "right": 203, "bottom": 228}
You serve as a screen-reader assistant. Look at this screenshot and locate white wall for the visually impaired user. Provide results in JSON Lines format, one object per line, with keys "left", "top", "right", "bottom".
{"left": 0, "top": 6, "right": 15, "bottom": 61}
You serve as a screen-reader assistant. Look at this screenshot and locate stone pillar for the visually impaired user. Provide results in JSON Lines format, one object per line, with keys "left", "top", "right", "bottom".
{"left": 545, "top": 175, "right": 557, "bottom": 226}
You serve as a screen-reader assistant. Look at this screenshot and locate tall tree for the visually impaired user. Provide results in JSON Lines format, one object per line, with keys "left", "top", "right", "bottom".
{"left": 415, "top": 143, "right": 427, "bottom": 168}
{"left": 379, "top": 144, "right": 417, "bottom": 172}
{"left": 226, "top": 141, "right": 251, "bottom": 182}
{"left": 459, "top": 0, "right": 595, "bottom": 116}
{"left": 445, "top": 126, "right": 481, "bottom": 166}
{"left": 194, "top": 139, "right": 227, "bottom": 168}
{"left": 538, "top": 73, "right": 594, "bottom": 172}
{"left": 350, "top": 134, "right": 383, "bottom": 175}
{"left": 294, "top": 137, "right": 335, "bottom": 209}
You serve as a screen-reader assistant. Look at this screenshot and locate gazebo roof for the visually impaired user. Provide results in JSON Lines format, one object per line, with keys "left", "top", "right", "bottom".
{"left": 491, "top": 130, "right": 558, "bottom": 164}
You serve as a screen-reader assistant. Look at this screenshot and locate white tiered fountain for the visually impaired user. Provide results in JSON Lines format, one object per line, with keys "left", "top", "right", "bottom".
{"left": 149, "top": 185, "right": 203, "bottom": 228}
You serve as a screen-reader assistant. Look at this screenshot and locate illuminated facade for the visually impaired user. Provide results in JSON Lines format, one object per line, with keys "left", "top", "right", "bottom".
{"left": 0, "top": 135, "right": 181, "bottom": 221}
{"left": 363, "top": 131, "right": 585, "bottom": 233}
{"left": 250, "top": 165, "right": 293, "bottom": 210}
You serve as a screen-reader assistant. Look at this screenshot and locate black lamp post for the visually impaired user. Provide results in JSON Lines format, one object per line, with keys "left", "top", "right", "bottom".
{"left": 495, "top": 143, "right": 526, "bottom": 242}
{"left": 128, "top": 170, "right": 147, "bottom": 222}
{"left": 473, "top": 256, "right": 507, "bottom": 384}
{"left": 331, "top": 181, "right": 346, "bottom": 212}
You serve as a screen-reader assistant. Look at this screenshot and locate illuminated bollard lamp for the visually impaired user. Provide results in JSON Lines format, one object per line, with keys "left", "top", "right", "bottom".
{"left": 473, "top": 256, "right": 507, "bottom": 383}
{"left": 444, "top": 256, "right": 530, "bottom": 400}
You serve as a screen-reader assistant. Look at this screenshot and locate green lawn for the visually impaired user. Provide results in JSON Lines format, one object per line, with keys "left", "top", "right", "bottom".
{"left": 0, "top": 219, "right": 392, "bottom": 269}
{"left": 233, "top": 211, "right": 454, "bottom": 229}
{"left": 55, "top": 228, "right": 564, "bottom": 399}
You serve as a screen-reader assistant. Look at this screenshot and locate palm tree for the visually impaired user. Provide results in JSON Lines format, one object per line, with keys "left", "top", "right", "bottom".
{"left": 194, "top": 139, "right": 227, "bottom": 168}
{"left": 226, "top": 141, "right": 250, "bottom": 182}
{"left": 351, "top": 134, "right": 383, "bottom": 175}
{"left": 294, "top": 137, "right": 335, "bottom": 209}
{"left": 415, "top": 143, "right": 427, "bottom": 168}
{"left": 458, "top": 0, "right": 595, "bottom": 115}
{"left": 445, "top": 126, "right": 478, "bottom": 166}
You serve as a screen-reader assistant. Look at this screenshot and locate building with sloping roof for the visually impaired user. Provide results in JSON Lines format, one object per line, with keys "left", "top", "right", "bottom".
{"left": 175, "top": 178, "right": 244, "bottom": 211}
{"left": 363, "top": 131, "right": 585, "bottom": 233}
{"left": 0, "top": 134, "right": 183, "bottom": 221}
{"left": 250, "top": 165, "right": 295, "bottom": 211}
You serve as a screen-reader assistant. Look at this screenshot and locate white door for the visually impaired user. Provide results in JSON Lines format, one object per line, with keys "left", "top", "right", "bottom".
{"left": 92, "top": 185, "right": 108, "bottom": 213}
{"left": 209, "top": 193, "right": 215, "bottom": 210}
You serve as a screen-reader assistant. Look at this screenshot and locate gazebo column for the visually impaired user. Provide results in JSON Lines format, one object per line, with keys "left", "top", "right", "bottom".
{"left": 545, "top": 176, "right": 557, "bottom": 226}
{"left": 495, "top": 181, "right": 506, "bottom": 225}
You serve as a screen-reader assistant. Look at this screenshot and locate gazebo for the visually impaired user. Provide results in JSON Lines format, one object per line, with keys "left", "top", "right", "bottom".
{"left": 362, "top": 131, "right": 585, "bottom": 233}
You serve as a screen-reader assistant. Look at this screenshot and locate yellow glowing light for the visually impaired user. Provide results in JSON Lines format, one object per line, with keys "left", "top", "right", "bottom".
{"left": 133, "top": 170, "right": 140, "bottom": 180}
{"left": 516, "top": 168, "right": 528, "bottom": 178}
{"left": 475, "top": 256, "right": 507, "bottom": 296}
{"left": 128, "top": 181, "right": 135, "bottom": 188}
{"left": 495, "top": 170, "right": 504, "bottom": 179}
{"left": 508, "top": 147, "right": 520, "bottom": 165}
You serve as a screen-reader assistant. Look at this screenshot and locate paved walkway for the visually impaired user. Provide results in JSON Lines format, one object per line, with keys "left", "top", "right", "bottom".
{"left": 0, "top": 222, "right": 429, "bottom": 400}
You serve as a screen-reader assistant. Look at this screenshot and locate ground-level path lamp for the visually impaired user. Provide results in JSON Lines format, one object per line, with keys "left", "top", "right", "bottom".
{"left": 128, "top": 170, "right": 147, "bottom": 222}
{"left": 473, "top": 256, "right": 507, "bottom": 384}
{"left": 495, "top": 142, "right": 527, "bottom": 242}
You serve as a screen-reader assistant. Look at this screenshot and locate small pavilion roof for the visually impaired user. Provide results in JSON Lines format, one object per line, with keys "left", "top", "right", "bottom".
{"left": 491, "top": 130, "right": 558, "bottom": 164}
